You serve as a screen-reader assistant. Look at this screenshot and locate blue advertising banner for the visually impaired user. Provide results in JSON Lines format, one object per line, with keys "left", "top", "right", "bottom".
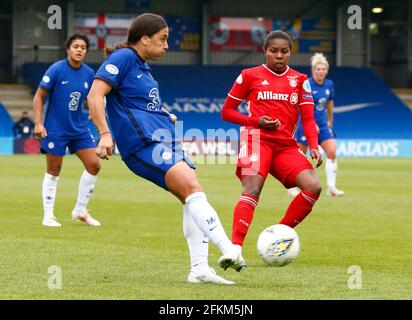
{"left": 0, "top": 137, "right": 13, "bottom": 155}
{"left": 335, "top": 139, "right": 412, "bottom": 157}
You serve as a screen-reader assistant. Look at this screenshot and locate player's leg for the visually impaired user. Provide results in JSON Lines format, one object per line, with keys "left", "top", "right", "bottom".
{"left": 226, "top": 133, "right": 271, "bottom": 270}
{"left": 166, "top": 161, "right": 221, "bottom": 281}
{"left": 123, "top": 142, "right": 237, "bottom": 283}
{"left": 165, "top": 161, "right": 245, "bottom": 274}
{"left": 72, "top": 147, "right": 102, "bottom": 226}
{"left": 233, "top": 175, "right": 264, "bottom": 247}
{"left": 226, "top": 174, "right": 264, "bottom": 270}
{"left": 280, "top": 169, "right": 322, "bottom": 228}
{"left": 183, "top": 205, "right": 234, "bottom": 285}
{"left": 271, "top": 145, "right": 322, "bottom": 228}
{"left": 287, "top": 143, "right": 308, "bottom": 200}
{"left": 166, "top": 162, "right": 235, "bottom": 253}
{"left": 42, "top": 153, "right": 63, "bottom": 226}
{"left": 321, "top": 138, "right": 344, "bottom": 196}
{"left": 40, "top": 136, "right": 68, "bottom": 227}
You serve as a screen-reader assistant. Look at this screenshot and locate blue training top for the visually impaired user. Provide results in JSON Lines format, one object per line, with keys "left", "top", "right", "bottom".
{"left": 308, "top": 77, "right": 335, "bottom": 127}
{"left": 95, "top": 47, "right": 175, "bottom": 160}
{"left": 39, "top": 58, "right": 95, "bottom": 137}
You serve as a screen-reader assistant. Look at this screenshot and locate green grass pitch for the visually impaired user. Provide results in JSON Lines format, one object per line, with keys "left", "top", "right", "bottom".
{"left": 0, "top": 155, "right": 411, "bottom": 299}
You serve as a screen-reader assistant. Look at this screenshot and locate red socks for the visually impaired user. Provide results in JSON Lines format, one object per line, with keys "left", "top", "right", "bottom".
{"left": 232, "top": 190, "right": 318, "bottom": 246}
{"left": 232, "top": 194, "right": 258, "bottom": 246}
{"left": 279, "top": 190, "right": 319, "bottom": 228}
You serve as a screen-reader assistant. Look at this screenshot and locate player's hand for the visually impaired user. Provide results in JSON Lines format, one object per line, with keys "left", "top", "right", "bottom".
{"left": 34, "top": 124, "right": 47, "bottom": 139}
{"left": 96, "top": 133, "right": 114, "bottom": 160}
{"left": 310, "top": 149, "right": 322, "bottom": 168}
{"left": 169, "top": 113, "right": 177, "bottom": 123}
{"left": 258, "top": 116, "right": 281, "bottom": 131}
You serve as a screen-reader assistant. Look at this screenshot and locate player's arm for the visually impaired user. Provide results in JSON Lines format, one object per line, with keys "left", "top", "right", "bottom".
{"left": 87, "top": 79, "right": 113, "bottom": 160}
{"left": 299, "top": 76, "right": 322, "bottom": 167}
{"left": 222, "top": 97, "right": 280, "bottom": 130}
{"left": 326, "top": 99, "right": 333, "bottom": 128}
{"left": 32, "top": 87, "right": 48, "bottom": 139}
{"left": 221, "top": 96, "right": 259, "bottom": 126}
{"left": 300, "top": 105, "right": 322, "bottom": 167}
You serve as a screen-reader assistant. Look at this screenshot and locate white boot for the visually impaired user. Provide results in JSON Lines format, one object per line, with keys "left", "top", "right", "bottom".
{"left": 188, "top": 267, "right": 235, "bottom": 285}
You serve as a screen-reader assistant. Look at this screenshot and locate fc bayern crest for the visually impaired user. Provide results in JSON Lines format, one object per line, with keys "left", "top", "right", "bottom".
{"left": 287, "top": 76, "right": 298, "bottom": 88}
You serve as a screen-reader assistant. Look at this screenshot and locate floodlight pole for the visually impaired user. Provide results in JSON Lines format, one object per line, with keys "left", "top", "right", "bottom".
{"left": 201, "top": 0, "right": 210, "bottom": 65}
{"left": 66, "top": 1, "right": 75, "bottom": 39}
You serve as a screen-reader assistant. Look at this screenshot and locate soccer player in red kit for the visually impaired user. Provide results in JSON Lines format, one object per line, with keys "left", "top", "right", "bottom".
{"left": 219, "top": 30, "right": 323, "bottom": 271}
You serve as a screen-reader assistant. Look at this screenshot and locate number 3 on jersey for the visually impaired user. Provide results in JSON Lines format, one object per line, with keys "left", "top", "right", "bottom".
{"left": 69, "top": 91, "right": 81, "bottom": 111}
{"left": 147, "top": 88, "right": 161, "bottom": 111}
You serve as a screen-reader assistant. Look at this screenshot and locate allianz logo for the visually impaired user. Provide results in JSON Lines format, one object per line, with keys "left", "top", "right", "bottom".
{"left": 257, "top": 91, "right": 289, "bottom": 101}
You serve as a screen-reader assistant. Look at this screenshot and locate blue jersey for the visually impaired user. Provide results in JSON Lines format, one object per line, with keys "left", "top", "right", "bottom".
{"left": 40, "top": 59, "right": 94, "bottom": 137}
{"left": 95, "top": 47, "right": 174, "bottom": 159}
{"left": 309, "top": 77, "right": 334, "bottom": 127}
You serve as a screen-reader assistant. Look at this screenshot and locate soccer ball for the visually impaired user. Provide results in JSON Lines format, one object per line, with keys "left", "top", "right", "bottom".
{"left": 257, "top": 224, "right": 300, "bottom": 266}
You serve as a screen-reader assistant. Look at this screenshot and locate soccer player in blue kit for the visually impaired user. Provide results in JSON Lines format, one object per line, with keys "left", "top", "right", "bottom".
{"left": 87, "top": 13, "right": 244, "bottom": 285}
{"left": 33, "top": 34, "right": 102, "bottom": 227}
{"left": 289, "top": 53, "right": 344, "bottom": 197}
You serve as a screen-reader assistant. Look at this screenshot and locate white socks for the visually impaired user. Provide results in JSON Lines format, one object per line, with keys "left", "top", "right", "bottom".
{"left": 184, "top": 192, "right": 234, "bottom": 256}
{"left": 42, "top": 173, "right": 59, "bottom": 219}
{"left": 73, "top": 170, "right": 97, "bottom": 214}
{"left": 325, "top": 159, "right": 338, "bottom": 189}
{"left": 183, "top": 205, "right": 209, "bottom": 274}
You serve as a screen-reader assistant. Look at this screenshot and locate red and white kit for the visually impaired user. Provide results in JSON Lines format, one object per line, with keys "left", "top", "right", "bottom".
{"left": 222, "top": 65, "right": 319, "bottom": 187}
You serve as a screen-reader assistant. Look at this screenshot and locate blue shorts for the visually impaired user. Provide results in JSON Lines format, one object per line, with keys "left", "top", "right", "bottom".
{"left": 295, "top": 124, "right": 335, "bottom": 145}
{"left": 123, "top": 141, "right": 196, "bottom": 190}
{"left": 40, "top": 131, "right": 96, "bottom": 156}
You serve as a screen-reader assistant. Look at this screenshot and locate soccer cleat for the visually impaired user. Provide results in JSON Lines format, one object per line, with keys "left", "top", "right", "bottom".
{"left": 287, "top": 188, "right": 300, "bottom": 197}
{"left": 327, "top": 187, "right": 345, "bottom": 197}
{"left": 218, "top": 253, "right": 247, "bottom": 272}
{"left": 71, "top": 210, "right": 101, "bottom": 226}
{"left": 187, "top": 267, "right": 235, "bottom": 285}
{"left": 42, "top": 216, "right": 62, "bottom": 227}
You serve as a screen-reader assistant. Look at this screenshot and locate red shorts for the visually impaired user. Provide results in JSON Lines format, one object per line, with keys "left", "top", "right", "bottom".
{"left": 236, "top": 128, "right": 313, "bottom": 188}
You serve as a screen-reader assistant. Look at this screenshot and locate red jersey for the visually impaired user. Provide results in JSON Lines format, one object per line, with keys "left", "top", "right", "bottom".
{"left": 222, "top": 65, "right": 318, "bottom": 149}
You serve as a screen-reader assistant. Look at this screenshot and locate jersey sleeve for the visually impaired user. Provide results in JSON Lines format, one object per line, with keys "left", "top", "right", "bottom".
{"left": 39, "top": 63, "right": 59, "bottom": 91}
{"left": 95, "top": 50, "right": 133, "bottom": 89}
{"left": 298, "top": 75, "right": 318, "bottom": 150}
{"left": 298, "top": 75, "right": 314, "bottom": 107}
{"left": 227, "top": 69, "right": 250, "bottom": 102}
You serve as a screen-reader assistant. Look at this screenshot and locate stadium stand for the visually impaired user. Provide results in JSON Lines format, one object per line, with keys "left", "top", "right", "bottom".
{"left": 392, "top": 88, "right": 412, "bottom": 111}
{"left": 21, "top": 62, "right": 412, "bottom": 140}
{"left": 0, "top": 84, "right": 34, "bottom": 123}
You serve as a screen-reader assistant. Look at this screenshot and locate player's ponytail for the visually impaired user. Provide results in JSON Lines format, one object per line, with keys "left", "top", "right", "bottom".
{"left": 104, "top": 42, "right": 129, "bottom": 57}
